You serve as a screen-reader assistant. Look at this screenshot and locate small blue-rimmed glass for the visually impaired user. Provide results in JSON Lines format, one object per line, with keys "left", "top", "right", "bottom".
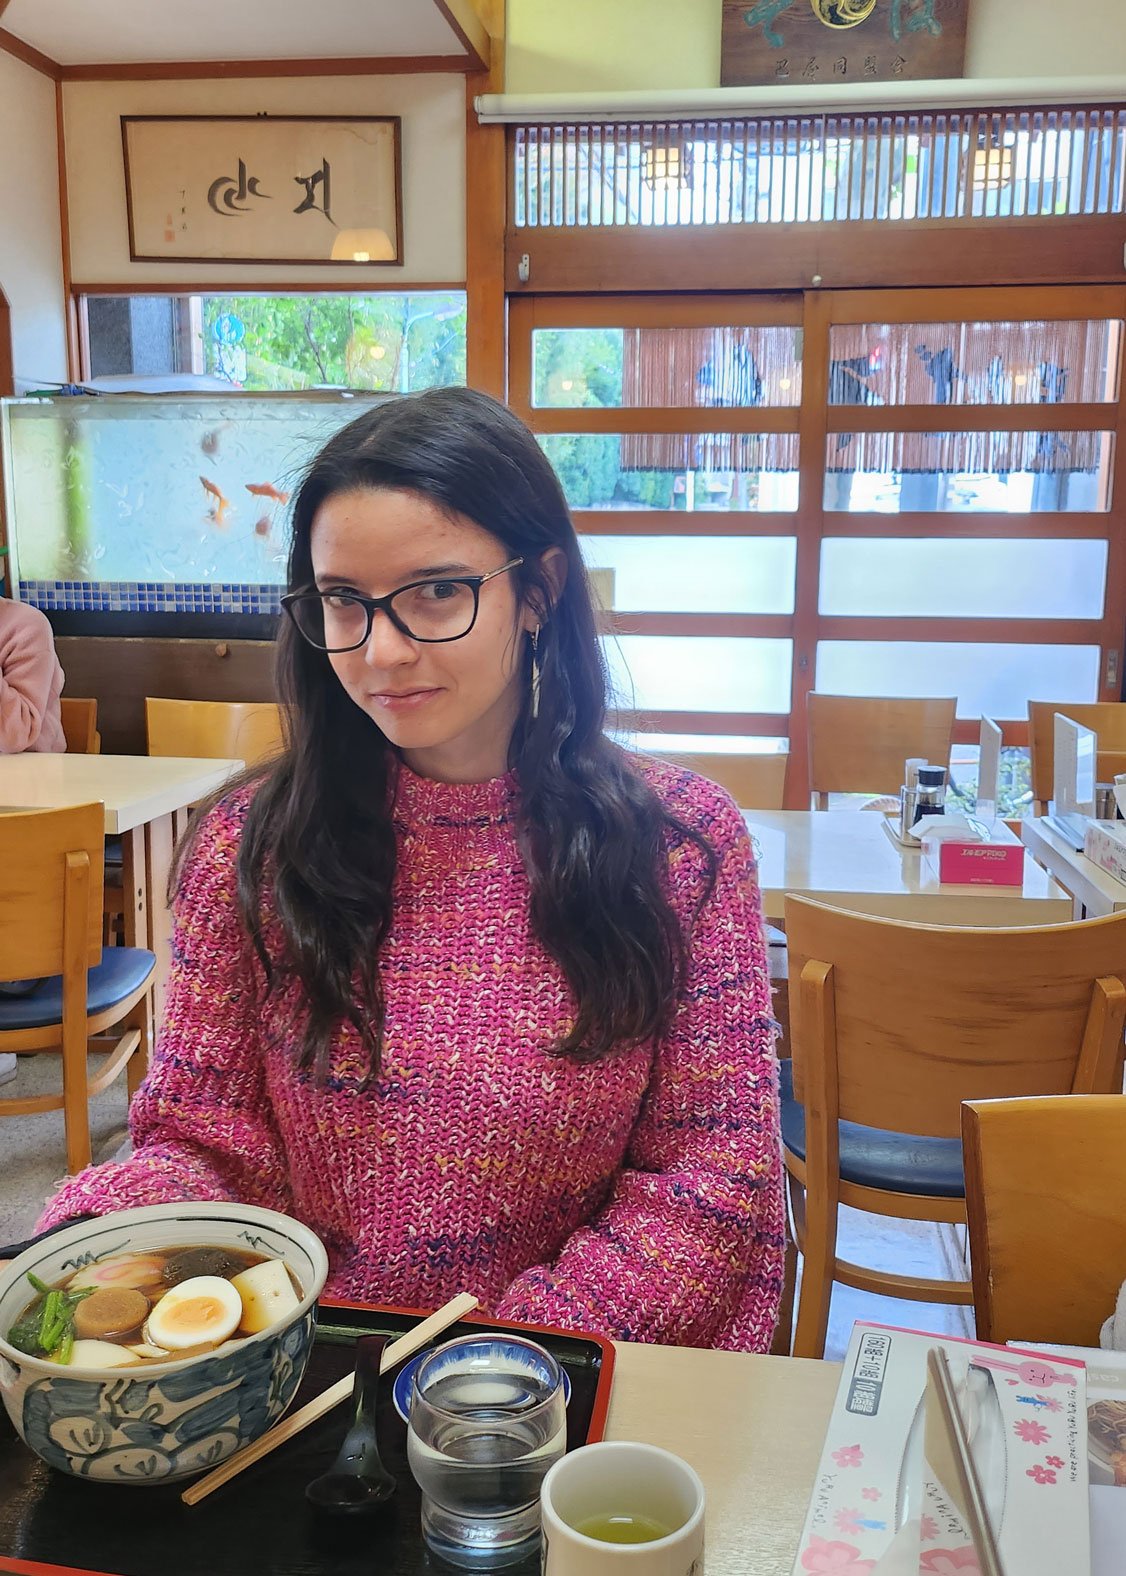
{"left": 405, "top": 1333, "right": 567, "bottom": 1569}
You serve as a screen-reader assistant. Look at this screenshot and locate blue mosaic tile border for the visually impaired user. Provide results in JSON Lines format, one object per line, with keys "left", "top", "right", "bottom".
{"left": 20, "top": 580, "right": 283, "bottom": 615}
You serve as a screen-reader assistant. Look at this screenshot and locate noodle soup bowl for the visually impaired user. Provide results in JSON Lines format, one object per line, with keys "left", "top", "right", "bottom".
{"left": 0, "top": 1201, "right": 328, "bottom": 1484}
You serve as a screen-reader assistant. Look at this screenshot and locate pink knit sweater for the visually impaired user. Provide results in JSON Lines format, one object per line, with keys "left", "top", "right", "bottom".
{"left": 40, "top": 760, "right": 784, "bottom": 1351}
{"left": 0, "top": 598, "right": 65, "bottom": 754}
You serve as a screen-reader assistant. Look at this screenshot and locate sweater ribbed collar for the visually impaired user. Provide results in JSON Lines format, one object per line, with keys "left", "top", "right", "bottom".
{"left": 392, "top": 758, "right": 519, "bottom": 837}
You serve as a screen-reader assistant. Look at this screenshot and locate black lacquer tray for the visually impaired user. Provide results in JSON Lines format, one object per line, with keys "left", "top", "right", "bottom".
{"left": 0, "top": 1301, "right": 615, "bottom": 1576}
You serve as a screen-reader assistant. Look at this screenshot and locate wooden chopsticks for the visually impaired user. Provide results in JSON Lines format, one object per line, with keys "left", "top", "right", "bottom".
{"left": 181, "top": 1291, "right": 479, "bottom": 1506}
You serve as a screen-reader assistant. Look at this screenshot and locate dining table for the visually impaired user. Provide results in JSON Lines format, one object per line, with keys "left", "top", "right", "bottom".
{"left": 1019, "top": 815, "right": 1126, "bottom": 920}
{"left": 604, "top": 1341, "right": 838, "bottom": 1575}
{"left": 0, "top": 752, "right": 244, "bottom": 1021}
{"left": 746, "top": 810, "right": 1072, "bottom": 926}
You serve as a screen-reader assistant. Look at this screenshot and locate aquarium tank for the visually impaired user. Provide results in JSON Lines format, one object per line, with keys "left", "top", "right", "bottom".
{"left": 0, "top": 391, "right": 394, "bottom": 637}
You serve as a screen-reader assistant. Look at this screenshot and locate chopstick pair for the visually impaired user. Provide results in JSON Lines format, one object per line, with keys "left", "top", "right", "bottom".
{"left": 181, "top": 1290, "right": 479, "bottom": 1506}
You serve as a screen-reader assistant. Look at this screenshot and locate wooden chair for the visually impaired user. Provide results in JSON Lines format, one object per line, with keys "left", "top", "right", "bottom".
{"left": 807, "top": 694, "right": 957, "bottom": 809}
{"left": 145, "top": 697, "right": 284, "bottom": 766}
{"left": 781, "top": 895, "right": 1126, "bottom": 1358}
{"left": 963, "top": 1095, "right": 1126, "bottom": 1347}
{"left": 59, "top": 697, "right": 100, "bottom": 754}
{"left": 1027, "top": 701, "right": 1126, "bottom": 815}
{"left": 0, "top": 803, "right": 155, "bottom": 1173}
{"left": 642, "top": 749, "right": 789, "bottom": 810}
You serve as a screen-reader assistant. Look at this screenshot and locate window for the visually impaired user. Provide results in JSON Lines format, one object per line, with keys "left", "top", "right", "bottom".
{"left": 82, "top": 292, "right": 467, "bottom": 392}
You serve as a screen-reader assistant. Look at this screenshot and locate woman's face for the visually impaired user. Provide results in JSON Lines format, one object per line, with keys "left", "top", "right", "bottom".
{"left": 309, "top": 487, "right": 536, "bottom": 782}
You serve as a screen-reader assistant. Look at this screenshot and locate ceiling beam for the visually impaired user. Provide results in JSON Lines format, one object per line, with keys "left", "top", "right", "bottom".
{"left": 55, "top": 53, "right": 474, "bottom": 81}
{"left": 0, "top": 25, "right": 62, "bottom": 79}
{"left": 431, "top": 0, "right": 496, "bottom": 72}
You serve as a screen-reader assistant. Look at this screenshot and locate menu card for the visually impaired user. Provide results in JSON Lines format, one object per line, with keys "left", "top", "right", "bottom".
{"left": 791, "top": 1322, "right": 1091, "bottom": 1576}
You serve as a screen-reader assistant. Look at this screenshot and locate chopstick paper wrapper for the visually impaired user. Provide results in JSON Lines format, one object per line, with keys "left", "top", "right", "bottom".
{"left": 181, "top": 1291, "right": 479, "bottom": 1506}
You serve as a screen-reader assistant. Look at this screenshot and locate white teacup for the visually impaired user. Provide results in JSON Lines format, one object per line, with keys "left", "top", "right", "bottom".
{"left": 540, "top": 1441, "right": 705, "bottom": 1576}
{"left": 1114, "top": 773, "right": 1126, "bottom": 820}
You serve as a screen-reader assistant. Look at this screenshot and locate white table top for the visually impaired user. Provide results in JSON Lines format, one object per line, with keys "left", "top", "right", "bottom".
{"left": 745, "top": 810, "right": 1072, "bottom": 925}
{"left": 1021, "top": 816, "right": 1126, "bottom": 918}
{"left": 607, "top": 1343, "right": 838, "bottom": 1576}
{"left": 0, "top": 754, "right": 244, "bottom": 834}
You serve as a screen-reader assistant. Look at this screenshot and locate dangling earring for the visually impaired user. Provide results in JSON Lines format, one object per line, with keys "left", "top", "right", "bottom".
{"left": 530, "top": 626, "right": 542, "bottom": 720}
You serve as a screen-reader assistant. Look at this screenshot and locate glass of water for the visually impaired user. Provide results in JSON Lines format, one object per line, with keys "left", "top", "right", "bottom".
{"left": 406, "top": 1333, "right": 567, "bottom": 1569}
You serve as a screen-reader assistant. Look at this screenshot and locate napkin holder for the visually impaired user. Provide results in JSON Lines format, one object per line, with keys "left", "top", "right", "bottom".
{"left": 790, "top": 1323, "right": 1091, "bottom": 1576}
{"left": 919, "top": 815, "right": 1025, "bottom": 887}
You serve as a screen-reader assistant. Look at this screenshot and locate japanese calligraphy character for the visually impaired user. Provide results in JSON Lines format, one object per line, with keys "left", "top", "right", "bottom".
{"left": 834, "top": 56, "right": 848, "bottom": 75}
{"left": 891, "top": 0, "right": 942, "bottom": 42}
{"left": 294, "top": 159, "right": 333, "bottom": 222}
{"left": 802, "top": 56, "right": 820, "bottom": 77}
{"left": 742, "top": 0, "right": 794, "bottom": 49}
{"left": 892, "top": 55, "right": 908, "bottom": 74}
{"left": 774, "top": 57, "right": 791, "bottom": 77}
{"left": 207, "top": 159, "right": 270, "bottom": 216}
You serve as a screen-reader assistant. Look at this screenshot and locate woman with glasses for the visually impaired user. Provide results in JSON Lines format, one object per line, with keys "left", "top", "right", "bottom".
{"left": 36, "top": 389, "right": 784, "bottom": 1352}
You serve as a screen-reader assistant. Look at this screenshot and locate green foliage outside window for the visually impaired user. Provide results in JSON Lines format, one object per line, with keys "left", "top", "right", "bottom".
{"left": 199, "top": 293, "right": 466, "bottom": 392}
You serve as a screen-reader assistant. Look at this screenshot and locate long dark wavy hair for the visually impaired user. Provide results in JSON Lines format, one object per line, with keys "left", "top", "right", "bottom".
{"left": 216, "top": 387, "right": 716, "bottom": 1081}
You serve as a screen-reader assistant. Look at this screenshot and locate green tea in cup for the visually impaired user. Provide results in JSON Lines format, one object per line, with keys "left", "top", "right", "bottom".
{"left": 574, "top": 1514, "right": 673, "bottom": 1544}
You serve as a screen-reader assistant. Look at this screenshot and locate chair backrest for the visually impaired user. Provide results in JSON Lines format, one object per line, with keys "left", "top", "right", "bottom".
{"left": 145, "top": 698, "right": 284, "bottom": 765}
{"left": 1027, "top": 700, "right": 1126, "bottom": 812}
{"left": 784, "top": 894, "right": 1126, "bottom": 1138}
{"left": 59, "top": 697, "right": 100, "bottom": 754}
{"left": 807, "top": 693, "right": 957, "bottom": 807}
{"left": 0, "top": 803, "right": 104, "bottom": 981}
{"left": 643, "top": 750, "right": 789, "bottom": 810}
{"left": 963, "top": 1095, "right": 1126, "bottom": 1345}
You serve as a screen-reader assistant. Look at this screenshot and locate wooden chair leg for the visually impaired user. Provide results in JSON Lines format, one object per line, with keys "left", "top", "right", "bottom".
{"left": 126, "top": 990, "right": 153, "bottom": 1099}
{"left": 61, "top": 1013, "right": 92, "bottom": 1175}
{"left": 770, "top": 1222, "right": 797, "bottom": 1356}
{"left": 791, "top": 1169, "right": 837, "bottom": 1361}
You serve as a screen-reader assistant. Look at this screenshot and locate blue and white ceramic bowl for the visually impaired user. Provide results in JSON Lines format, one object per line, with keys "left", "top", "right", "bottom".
{"left": 0, "top": 1202, "right": 328, "bottom": 1485}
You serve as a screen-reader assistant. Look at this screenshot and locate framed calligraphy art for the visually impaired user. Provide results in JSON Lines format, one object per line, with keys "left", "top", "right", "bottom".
{"left": 721, "top": 0, "right": 969, "bottom": 87}
{"left": 121, "top": 115, "right": 403, "bottom": 265}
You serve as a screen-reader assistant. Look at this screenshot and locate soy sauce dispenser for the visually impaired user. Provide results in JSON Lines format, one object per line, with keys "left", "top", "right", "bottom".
{"left": 900, "top": 761, "right": 947, "bottom": 843}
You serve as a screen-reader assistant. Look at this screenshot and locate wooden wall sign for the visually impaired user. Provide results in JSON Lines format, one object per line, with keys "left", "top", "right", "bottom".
{"left": 721, "top": 0, "right": 969, "bottom": 87}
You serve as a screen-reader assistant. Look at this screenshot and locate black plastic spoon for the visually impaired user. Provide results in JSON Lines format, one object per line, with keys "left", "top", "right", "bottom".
{"left": 305, "top": 1334, "right": 397, "bottom": 1514}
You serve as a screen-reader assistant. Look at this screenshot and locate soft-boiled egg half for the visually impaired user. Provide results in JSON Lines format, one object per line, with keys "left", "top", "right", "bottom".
{"left": 145, "top": 1275, "right": 243, "bottom": 1351}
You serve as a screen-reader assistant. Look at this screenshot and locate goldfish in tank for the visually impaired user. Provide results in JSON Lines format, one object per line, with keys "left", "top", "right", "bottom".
{"left": 254, "top": 516, "right": 272, "bottom": 538}
{"left": 245, "top": 482, "right": 290, "bottom": 504}
{"left": 199, "top": 475, "right": 231, "bottom": 526}
{"left": 199, "top": 424, "right": 230, "bottom": 458}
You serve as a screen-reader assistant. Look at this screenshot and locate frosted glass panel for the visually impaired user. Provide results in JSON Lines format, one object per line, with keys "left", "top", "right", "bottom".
{"left": 533, "top": 325, "right": 802, "bottom": 408}
{"left": 816, "top": 642, "right": 1100, "bottom": 718}
{"left": 580, "top": 535, "right": 796, "bottom": 613}
{"left": 4, "top": 393, "right": 389, "bottom": 584}
{"left": 819, "top": 538, "right": 1108, "bottom": 619}
{"left": 614, "top": 733, "right": 788, "bottom": 754}
{"left": 542, "top": 433, "right": 799, "bottom": 511}
{"left": 604, "top": 636, "right": 792, "bottom": 713}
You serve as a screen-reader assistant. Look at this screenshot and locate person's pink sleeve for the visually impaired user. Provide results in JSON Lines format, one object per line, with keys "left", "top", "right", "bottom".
{"left": 0, "top": 609, "right": 58, "bottom": 753}
{"left": 495, "top": 789, "right": 785, "bottom": 1352}
{"left": 38, "top": 796, "right": 293, "bottom": 1230}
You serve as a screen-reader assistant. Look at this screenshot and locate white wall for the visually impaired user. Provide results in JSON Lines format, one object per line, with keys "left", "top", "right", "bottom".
{"left": 506, "top": 0, "right": 1126, "bottom": 94}
{"left": 63, "top": 73, "right": 466, "bottom": 287}
{"left": 0, "top": 53, "right": 67, "bottom": 387}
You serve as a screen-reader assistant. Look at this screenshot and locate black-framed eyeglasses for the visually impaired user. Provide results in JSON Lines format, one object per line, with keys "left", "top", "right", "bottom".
{"left": 281, "top": 557, "right": 525, "bottom": 652}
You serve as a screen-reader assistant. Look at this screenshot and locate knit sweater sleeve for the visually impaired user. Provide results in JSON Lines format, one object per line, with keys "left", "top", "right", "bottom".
{"left": 495, "top": 779, "right": 785, "bottom": 1352}
{"left": 0, "top": 601, "right": 61, "bottom": 754}
{"left": 38, "top": 793, "right": 292, "bottom": 1230}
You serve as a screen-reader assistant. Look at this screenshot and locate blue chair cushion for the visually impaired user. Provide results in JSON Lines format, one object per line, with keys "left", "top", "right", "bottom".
{"left": 779, "top": 1059, "right": 965, "bottom": 1200}
{"left": 0, "top": 948, "right": 155, "bottom": 1030}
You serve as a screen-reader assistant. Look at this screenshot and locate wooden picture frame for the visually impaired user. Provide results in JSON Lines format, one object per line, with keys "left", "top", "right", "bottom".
{"left": 121, "top": 115, "right": 403, "bottom": 266}
{"left": 721, "top": 0, "right": 969, "bottom": 87}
